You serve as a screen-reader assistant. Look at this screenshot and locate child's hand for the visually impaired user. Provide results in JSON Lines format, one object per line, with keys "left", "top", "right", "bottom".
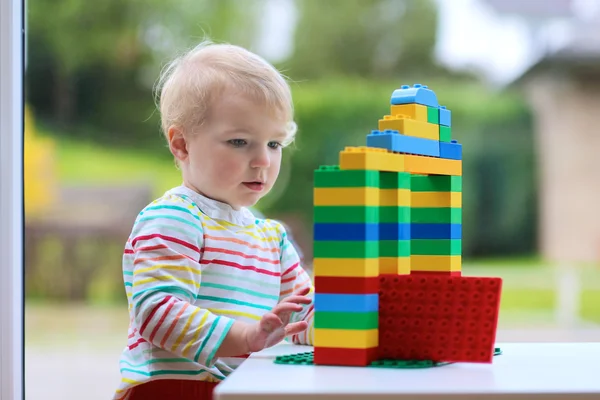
{"left": 245, "top": 287, "right": 311, "bottom": 352}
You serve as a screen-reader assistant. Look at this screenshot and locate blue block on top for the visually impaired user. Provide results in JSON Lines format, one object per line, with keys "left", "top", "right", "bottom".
{"left": 439, "top": 106, "right": 452, "bottom": 127}
{"left": 440, "top": 140, "right": 462, "bottom": 160}
{"left": 367, "top": 130, "right": 439, "bottom": 157}
{"left": 314, "top": 223, "right": 378, "bottom": 241}
{"left": 390, "top": 84, "right": 439, "bottom": 107}
{"left": 411, "top": 223, "right": 462, "bottom": 239}
{"left": 379, "top": 223, "right": 411, "bottom": 240}
{"left": 315, "top": 293, "right": 378, "bottom": 313}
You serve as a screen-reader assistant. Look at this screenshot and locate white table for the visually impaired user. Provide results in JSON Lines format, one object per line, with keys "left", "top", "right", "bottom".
{"left": 214, "top": 343, "right": 600, "bottom": 399}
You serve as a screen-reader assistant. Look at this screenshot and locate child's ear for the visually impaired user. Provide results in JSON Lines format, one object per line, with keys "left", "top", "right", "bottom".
{"left": 168, "top": 126, "right": 188, "bottom": 162}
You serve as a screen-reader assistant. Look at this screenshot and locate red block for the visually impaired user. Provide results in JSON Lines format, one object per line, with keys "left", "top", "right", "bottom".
{"left": 315, "top": 276, "right": 380, "bottom": 294}
{"left": 378, "top": 274, "right": 502, "bottom": 363}
{"left": 314, "top": 346, "right": 378, "bottom": 366}
{"left": 411, "top": 271, "right": 462, "bottom": 277}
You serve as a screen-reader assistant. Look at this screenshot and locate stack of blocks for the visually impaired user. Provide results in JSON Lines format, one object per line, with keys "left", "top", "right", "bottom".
{"left": 313, "top": 84, "right": 502, "bottom": 367}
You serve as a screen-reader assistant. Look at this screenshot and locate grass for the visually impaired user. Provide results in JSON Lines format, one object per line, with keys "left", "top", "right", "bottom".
{"left": 42, "top": 130, "right": 182, "bottom": 197}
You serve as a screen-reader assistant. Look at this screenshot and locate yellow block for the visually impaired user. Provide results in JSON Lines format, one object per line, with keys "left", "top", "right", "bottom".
{"left": 380, "top": 257, "right": 411, "bottom": 275}
{"left": 378, "top": 116, "right": 438, "bottom": 140}
{"left": 340, "top": 147, "right": 405, "bottom": 172}
{"left": 314, "top": 187, "right": 379, "bottom": 206}
{"left": 314, "top": 258, "right": 379, "bottom": 277}
{"left": 411, "top": 255, "right": 461, "bottom": 272}
{"left": 390, "top": 104, "right": 428, "bottom": 122}
{"left": 411, "top": 192, "right": 462, "bottom": 207}
{"left": 315, "top": 328, "right": 378, "bottom": 348}
{"left": 404, "top": 155, "right": 462, "bottom": 176}
{"left": 380, "top": 189, "right": 410, "bottom": 206}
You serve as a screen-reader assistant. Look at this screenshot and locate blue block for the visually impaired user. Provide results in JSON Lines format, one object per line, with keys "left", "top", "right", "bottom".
{"left": 367, "top": 130, "right": 439, "bottom": 157}
{"left": 439, "top": 140, "right": 462, "bottom": 160}
{"left": 315, "top": 293, "right": 378, "bottom": 313}
{"left": 439, "top": 106, "right": 452, "bottom": 127}
{"left": 411, "top": 223, "right": 462, "bottom": 239}
{"left": 314, "top": 223, "right": 379, "bottom": 241}
{"left": 390, "top": 84, "right": 439, "bottom": 107}
{"left": 379, "top": 223, "right": 411, "bottom": 240}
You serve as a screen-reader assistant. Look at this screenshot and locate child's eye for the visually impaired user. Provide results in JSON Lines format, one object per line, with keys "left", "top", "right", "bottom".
{"left": 228, "top": 139, "right": 247, "bottom": 147}
{"left": 268, "top": 141, "right": 282, "bottom": 149}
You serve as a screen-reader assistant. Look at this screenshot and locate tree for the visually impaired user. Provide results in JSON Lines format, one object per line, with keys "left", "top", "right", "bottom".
{"left": 287, "top": 0, "right": 439, "bottom": 79}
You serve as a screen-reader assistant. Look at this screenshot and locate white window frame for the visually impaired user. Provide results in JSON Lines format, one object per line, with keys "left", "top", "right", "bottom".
{"left": 0, "top": 0, "right": 24, "bottom": 398}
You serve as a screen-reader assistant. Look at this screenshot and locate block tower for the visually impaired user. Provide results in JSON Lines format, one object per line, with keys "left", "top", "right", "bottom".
{"left": 313, "top": 84, "right": 502, "bottom": 367}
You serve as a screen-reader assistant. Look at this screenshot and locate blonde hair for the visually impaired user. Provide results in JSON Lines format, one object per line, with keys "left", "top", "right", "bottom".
{"left": 155, "top": 40, "right": 297, "bottom": 145}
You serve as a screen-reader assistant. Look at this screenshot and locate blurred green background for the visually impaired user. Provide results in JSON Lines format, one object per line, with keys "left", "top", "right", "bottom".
{"left": 23, "top": 0, "right": 600, "bottom": 398}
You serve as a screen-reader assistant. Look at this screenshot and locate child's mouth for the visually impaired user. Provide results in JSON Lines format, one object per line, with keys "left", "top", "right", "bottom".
{"left": 243, "top": 182, "right": 265, "bottom": 191}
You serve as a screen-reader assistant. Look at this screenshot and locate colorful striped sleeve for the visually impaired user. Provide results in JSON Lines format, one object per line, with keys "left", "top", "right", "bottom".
{"left": 276, "top": 223, "right": 314, "bottom": 345}
{"left": 128, "top": 196, "right": 234, "bottom": 367}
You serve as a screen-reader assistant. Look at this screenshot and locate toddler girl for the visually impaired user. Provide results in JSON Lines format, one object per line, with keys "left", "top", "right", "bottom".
{"left": 113, "top": 41, "right": 314, "bottom": 400}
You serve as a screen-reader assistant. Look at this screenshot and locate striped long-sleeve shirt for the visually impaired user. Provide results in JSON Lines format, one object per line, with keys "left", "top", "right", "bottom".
{"left": 113, "top": 185, "right": 314, "bottom": 399}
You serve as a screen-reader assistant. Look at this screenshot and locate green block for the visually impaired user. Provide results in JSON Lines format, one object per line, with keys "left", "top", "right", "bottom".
{"left": 314, "top": 241, "right": 379, "bottom": 258}
{"left": 411, "top": 239, "right": 462, "bottom": 255}
{"left": 380, "top": 240, "right": 410, "bottom": 257}
{"left": 411, "top": 175, "right": 462, "bottom": 192}
{"left": 314, "top": 206, "right": 379, "bottom": 223}
{"left": 427, "top": 106, "right": 439, "bottom": 124}
{"left": 314, "top": 311, "right": 379, "bottom": 330}
{"left": 379, "top": 171, "right": 410, "bottom": 189}
{"left": 380, "top": 206, "right": 410, "bottom": 223}
{"left": 411, "top": 208, "right": 461, "bottom": 223}
{"left": 314, "top": 166, "right": 380, "bottom": 188}
{"left": 439, "top": 126, "right": 452, "bottom": 142}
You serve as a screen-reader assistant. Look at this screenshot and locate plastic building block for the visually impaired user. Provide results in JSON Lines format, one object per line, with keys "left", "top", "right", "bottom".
{"left": 314, "top": 347, "right": 378, "bottom": 366}
{"left": 314, "top": 223, "right": 378, "bottom": 241}
{"left": 379, "top": 240, "right": 410, "bottom": 258}
{"left": 370, "top": 359, "right": 450, "bottom": 368}
{"left": 411, "top": 175, "right": 462, "bottom": 192}
{"left": 314, "top": 166, "right": 380, "bottom": 188}
{"left": 390, "top": 104, "right": 427, "bottom": 122}
{"left": 378, "top": 274, "right": 502, "bottom": 363}
{"left": 439, "top": 140, "right": 462, "bottom": 160}
{"left": 439, "top": 106, "right": 451, "bottom": 127}
{"left": 314, "top": 276, "right": 380, "bottom": 294}
{"left": 313, "top": 258, "right": 379, "bottom": 278}
{"left": 315, "top": 293, "right": 378, "bottom": 313}
{"left": 411, "top": 270, "right": 462, "bottom": 277}
{"left": 380, "top": 171, "right": 411, "bottom": 189}
{"left": 340, "top": 147, "right": 406, "bottom": 172}
{"left": 379, "top": 206, "right": 410, "bottom": 223}
{"left": 440, "top": 125, "right": 452, "bottom": 142}
{"left": 379, "top": 257, "right": 411, "bottom": 275}
{"left": 427, "top": 106, "right": 439, "bottom": 124}
{"left": 410, "top": 223, "right": 462, "bottom": 239}
{"left": 275, "top": 351, "right": 315, "bottom": 365}
{"left": 314, "top": 206, "right": 379, "bottom": 223}
{"left": 380, "top": 188, "right": 410, "bottom": 207}
{"left": 411, "top": 192, "right": 462, "bottom": 208}
{"left": 404, "top": 154, "right": 462, "bottom": 176}
{"left": 390, "top": 84, "right": 439, "bottom": 107}
{"left": 410, "top": 255, "right": 461, "bottom": 272}
{"left": 367, "top": 130, "right": 439, "bottom": 157}
{"left": 379, "top": 223, "right": 411, "bottom": 240}
{"left": 314, "top": 328, "right": 378, "bottom": 348}
{"left": 411, "top": 239, "right": 462, "bottom": 255}
{"left": 315, "top": 311, "right": 378, "bottom": 330}
{"left": 378, "top": 116, "right": 439, "bottom": 141}
{"left": 411, "top": 207, "right": 461, "bottom": 223}
{"left": 314, "top": 187, "right": 379, "bottom": 206}
{"left": 313, "top": 240, "right": 378, "bottom": 258}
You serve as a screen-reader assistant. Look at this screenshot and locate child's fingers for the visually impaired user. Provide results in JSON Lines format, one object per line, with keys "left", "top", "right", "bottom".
{"left": 284, "top": 321, "right": 308, "bottom": 336}
{"left": 260, "top": 312, "right": 284, "bottom": 333}
{"left": 280, "top": 294, "right": 311, "bottom": 306}
{"left": 271, "top": 302, "right": 303, "bottom": 316}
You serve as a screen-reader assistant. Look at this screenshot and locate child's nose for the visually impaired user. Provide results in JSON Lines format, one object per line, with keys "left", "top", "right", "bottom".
{"left": 250, "top": 148, "right": 271, "bottom": 168}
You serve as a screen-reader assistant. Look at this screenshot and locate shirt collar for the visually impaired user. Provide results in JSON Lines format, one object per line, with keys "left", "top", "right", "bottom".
{"left": 167, "top": 185, "right": 256, "bottom": 226}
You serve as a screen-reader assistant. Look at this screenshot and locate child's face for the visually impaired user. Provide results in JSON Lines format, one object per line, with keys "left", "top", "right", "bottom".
{"left": 171, "top": 91, "right": 289, "bottom": 210}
